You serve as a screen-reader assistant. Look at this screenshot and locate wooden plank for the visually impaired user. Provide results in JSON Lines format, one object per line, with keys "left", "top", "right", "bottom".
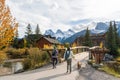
{"left": 42, "top": 46, "right": 89, "bottom": 51}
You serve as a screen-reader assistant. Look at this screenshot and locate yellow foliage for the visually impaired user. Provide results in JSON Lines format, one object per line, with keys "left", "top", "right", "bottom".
{"left": 0, "top": 0, "right": 18, "bottom": 49}
{"left": 43, "top": 44, "right": 53, "bottom": 49}
{"left": 116, "top": 57, "right": 120, "bottom": 62}
{"left": 44, "top": 44, "right": 49, "bottom": 49}
{"left": 0, "top": 51, "right": 7, "bottom": 64}
{"left": 6, "top": 48, "right": 25, "bottom": 55}
{"left": 57, "top": 45, "right": 64, "bottom": 49}
{"left": 72, "top": 43, "right": 77, "bottom": 47}
{"left": 100, "top": 42, "right": 103, "bottom": 48}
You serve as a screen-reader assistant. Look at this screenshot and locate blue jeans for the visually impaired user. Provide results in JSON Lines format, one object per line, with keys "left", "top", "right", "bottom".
{"left": 52, "top": 58, "right": 58, "bottom": 68}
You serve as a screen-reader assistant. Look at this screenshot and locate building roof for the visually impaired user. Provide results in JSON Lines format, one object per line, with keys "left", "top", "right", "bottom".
{"left": 44, "top": 37, "right": 61, "bottom": 44}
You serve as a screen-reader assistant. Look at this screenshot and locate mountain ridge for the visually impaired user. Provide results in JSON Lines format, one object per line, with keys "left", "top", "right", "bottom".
{"left": 44, "top": 22, "right": 120, "bottom": 43}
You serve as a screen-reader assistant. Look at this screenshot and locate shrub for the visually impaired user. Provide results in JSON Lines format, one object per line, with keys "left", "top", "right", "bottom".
{"left": 116, "top": 57, "right": 120, "bottom": 62}
{"left": 117, "top": 48, "right": 120, "bottom": 56}
{"left": 5, "top": 48, "right": 28, "bottom": 59}
{"left": 100, "top": 64, "right": 120, "bottom": 77}
{"left": 58, "top": 50, "right": 64, "bottom": 58}
{"left": 23, "top": 48, "right": 50, "bottom": 70}
{"left": 23, "top": 58, "right": 31, "bottom": 70}
{"left": 106, "top": 62, "right": 120, "bottom": 74}
{"left": 0, "top": 51, "right": 7, "bottom": 64}
{"left": 41, "top": 52, "right": 50, "bottom": 62}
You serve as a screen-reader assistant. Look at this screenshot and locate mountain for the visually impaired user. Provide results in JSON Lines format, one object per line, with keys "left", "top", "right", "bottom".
{"left": 44, "top": 29, "right": 55, "bottom": 37}
{"left": 62, "top": 30, "right": 86, "bottom": 43}
{"left": 44, "top": 29, "right": 75, "bottom": 42}
{"left": 44, "top": 22, "right": 120, "bottom": 43}
{"left": 55, "top": 29, "right": 64, "bottom": 38}
{"left": 56, "top": 29, "right": 64, "bottom": 34}
{"left": 118, "top": 27, "right": 120, "bottom": 36}
{"left": 71, "top": 22, "right": 96, "bottom": 33}
{"left": 68, "top": 29, "right": 75, "bottom": 34}
{"left": 95, "top": 22, "right": 108, "bottom": 30}
{"left": 63, "top": 22, "right": 108, "bottom": 43}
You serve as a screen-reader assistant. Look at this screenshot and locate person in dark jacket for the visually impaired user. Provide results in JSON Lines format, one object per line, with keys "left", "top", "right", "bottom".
{"left": 52, "top": 46, "right": 58, "bottom": 69}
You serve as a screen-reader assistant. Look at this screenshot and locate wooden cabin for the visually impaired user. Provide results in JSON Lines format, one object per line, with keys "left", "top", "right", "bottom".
{"left": 36, "top": 36, "right": 63, "bottom": 49}
{"left": 72, "top": 34, "right": 106, "bottom": 47}
{"left": 91, "top": 34, "right": 106, "bottom": 46}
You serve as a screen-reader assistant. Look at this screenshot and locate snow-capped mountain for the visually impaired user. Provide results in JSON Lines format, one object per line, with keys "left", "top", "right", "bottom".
{"left": 44, "top": 29, "right": 55, "bottom": 37}
{"left": 55, "top": 29, "right": 64, "bottom": 38}
{"left": 67, "top": 29, "right": 75, "bottom": 35}
{"left": 45, "top": 22, "right": 120, "bottom": 43}
{"left": 95, "top": 22, "right": 108, "bottom": 30}
{"left": 44, "top": 29, "right": 75, "bottom": 42}
{"left": 63, "top": 22, "right": 108, "bottom": 43}
{"left": 71, "top": 22, "right": 96, "bottom": 33}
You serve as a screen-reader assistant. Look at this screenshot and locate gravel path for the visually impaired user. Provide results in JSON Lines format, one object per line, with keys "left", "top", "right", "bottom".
{"left": 0, "top": 52, "right": 119, "bottom": 80}
{"left": 76, "top": 65, "right": 120, "bottom": 80}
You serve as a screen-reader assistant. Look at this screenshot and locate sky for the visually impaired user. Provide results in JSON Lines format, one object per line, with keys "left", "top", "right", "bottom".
{"left": 6, "top": 0, "right": 120, "bottom": 38}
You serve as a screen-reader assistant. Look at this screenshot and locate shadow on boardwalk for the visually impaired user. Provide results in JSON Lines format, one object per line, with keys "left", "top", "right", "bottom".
{"left": 21, "top": 64, "right": 52, "bottom": 75}
{"left": 36, "top": 73, "right": 69, "bottom": 80}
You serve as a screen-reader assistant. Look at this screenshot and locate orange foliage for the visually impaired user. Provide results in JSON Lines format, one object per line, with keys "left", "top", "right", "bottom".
{"left": 0, "top": 0, "right": 18, "bottom": 49}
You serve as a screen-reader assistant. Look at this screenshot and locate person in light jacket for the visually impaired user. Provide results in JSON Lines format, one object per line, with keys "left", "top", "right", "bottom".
{"left": 64, "top": 47, "right": 74, "bottom": 73}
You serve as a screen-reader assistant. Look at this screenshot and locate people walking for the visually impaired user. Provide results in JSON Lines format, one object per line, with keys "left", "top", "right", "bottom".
{"left": 52, "top": 46, "right": 58, "bottom": 69}
{"left": 64, "top": 47, "right": 74, "bottom": 73}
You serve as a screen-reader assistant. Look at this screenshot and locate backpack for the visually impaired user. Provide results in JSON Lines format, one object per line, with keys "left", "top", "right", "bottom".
{"left": 52, "top": 50, "right": 57, "bottom": 57}
{"left": 65, "top": 50, "right": 70, "bottom": 60}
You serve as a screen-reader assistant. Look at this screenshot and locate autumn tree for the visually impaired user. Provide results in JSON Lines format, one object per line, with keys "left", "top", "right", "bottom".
{"left": 0, "top": 0, "right": 18, "bottom": 49}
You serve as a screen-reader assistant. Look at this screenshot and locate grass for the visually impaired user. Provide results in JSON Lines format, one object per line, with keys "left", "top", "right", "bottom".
{"left": 116, "top": 57, "right": 120, "bottom": 62}
{"left": 88, "top": 59, "right": 120, "bottom": 78}
{"left": 99, "top": 65, "right": 120, "bottom": 78}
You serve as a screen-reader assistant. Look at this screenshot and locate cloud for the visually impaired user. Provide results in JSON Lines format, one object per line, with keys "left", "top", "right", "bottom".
{"left": 6, "top": 0, "right": 120, "bottom": 38}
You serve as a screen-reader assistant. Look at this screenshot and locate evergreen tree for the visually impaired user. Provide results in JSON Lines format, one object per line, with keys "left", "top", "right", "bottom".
{"left": 25, "top": 24, "right": 32, "bottom": 36}
{"left": 15, "top": 29, "right": 19, "bottom": 38}
{"left": 106, "top": 21, "right": 118, "bottom": 56}
{"left": 12, "top": 29, "right": 19, "bottom": 48}
{"left": 35, "top": 24, "right": 41, "bottom": 35}
{"left": 83, "top": 27, "right": 92, "bottom": 47}
{"left": 113, "top": 21, "right": 120, "bottom": 48}
{"left": 25, "top": 24, "right": 33, "bottom": 47}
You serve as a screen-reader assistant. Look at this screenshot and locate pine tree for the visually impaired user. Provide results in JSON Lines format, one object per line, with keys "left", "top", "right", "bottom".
{"left": 0, "top": 0, "right": 18, "bottom": 49}
{"left": 113, "top": 21, "right": 120, "bottom": 48}
{"left": 25, "top": 24, "right": 33, "bottom": 47}
{"left": 25, "top": 24, "right": 32, "bottom": 36}
{"left": 35, "top": 24, "right": 41, "bottom": 35}
{"left": 12, "top": 28, "right": 19, "bottom": 48}
{"left": 83, "top": 27, "right": 92, "bottom": 47}
{"left": 106, "top": 21, "right": 118, "bottom": 56}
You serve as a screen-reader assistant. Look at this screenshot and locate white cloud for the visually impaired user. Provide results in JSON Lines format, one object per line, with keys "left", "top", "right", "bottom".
{"left": 6, "top": 0, "right": 120, "bottom": 38}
